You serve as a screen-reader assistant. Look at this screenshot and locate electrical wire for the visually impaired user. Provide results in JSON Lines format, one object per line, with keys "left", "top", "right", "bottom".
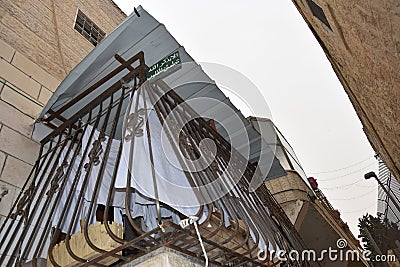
{"left": 308, "top": 156, "right": 375, "bottom": 174}
{"left": 319, "top": 178, "right": 366, "bottom": 189}
{"left": 316, "top": 162, "right": 377, "bottom": 181}
{"left": 340, "top": 201, "right": 378, "bottom": 214}
{"left": 320, "top": 182, "right": 375, "bottom": 190}
{"left": 328, "top": 187, "right": 377, "bottom": 201}
{"left": 180, "top": 216, "right": 208, "bottom": 267}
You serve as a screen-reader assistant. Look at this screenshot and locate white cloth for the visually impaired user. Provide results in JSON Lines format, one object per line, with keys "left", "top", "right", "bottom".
{"left": 52, "top": 145, "right": 87, "bottom": 234}
{"left": 117, "top": 89, "right": 201, "bottom": 218}
{"left": 51, "top": 89, "right": 271, "bottom": 251}
{"left": 82, "top": 125, "right": 127, "bottom": 207}
{"left": 80, "top": 122, "right": 190, "bottom": 230}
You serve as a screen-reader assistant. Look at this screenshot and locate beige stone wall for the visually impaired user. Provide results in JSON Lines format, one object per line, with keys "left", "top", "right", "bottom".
{"left": 266, "top": 171, "right": 363, "bottom": 258}
{"left": 264, "top": 171, "right": 312, "bottom": 224}
{"left": 291, "top": 0, "right": 400, "bottom": 180}
{"left": 0, "top": 0, "right": 126, "bottom": 80}
{"left": 0, "top": 0, "right": 125, "bottom": 224}
{"left": 123, "top": 247, "right": 213, "bottom": 267}
{"left": 265, "top": 170, "right": 311, "bottom": 204}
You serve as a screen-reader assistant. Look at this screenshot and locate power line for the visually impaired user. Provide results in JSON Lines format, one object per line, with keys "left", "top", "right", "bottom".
{"left": 322, "top": 183, "right": 375, "bottom": 190}
{"left": 308, "top": 156, "right": 375, "bottom": 175}
{"left": 316, "top": 162, "right": 377, "bottom": 181}
{"left": 329, "top": 188, "right": 377, "bottom": 201}
{"left": 340, "top": 201, "right": 377, "bottom": 214}
{"left": 320, "top": 178, "right": 364, "bottom": 189}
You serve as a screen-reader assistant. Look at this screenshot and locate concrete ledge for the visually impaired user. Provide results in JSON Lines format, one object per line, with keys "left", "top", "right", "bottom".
{"left": 122, "top": 247, "right": 215, "bottom": 267}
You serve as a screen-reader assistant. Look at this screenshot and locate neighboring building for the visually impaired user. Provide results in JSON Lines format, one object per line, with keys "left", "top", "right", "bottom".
{"left": 290, "top": 0, "right": 400, "bottom": 182}
{"left": 375, "top": 158, "right": 400, "bottom": 265}
{"left": 0, "top": 0, "right": 126, "bottom": 223}
{"left": 377, "top": 158, "right": 400, "bottom": 225}
{"left": 249, "top": 117, "right": 368, "bottom": 267}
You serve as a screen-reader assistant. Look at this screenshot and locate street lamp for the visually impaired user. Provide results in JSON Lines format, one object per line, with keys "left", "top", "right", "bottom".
{"left": 364, "top": 171, "right": 400, "bottom": 214}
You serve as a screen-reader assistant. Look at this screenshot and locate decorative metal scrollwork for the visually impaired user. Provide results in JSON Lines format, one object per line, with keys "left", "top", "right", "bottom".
{"left": 46, "top": 161, "right": 69, "bottom": 196}
{"left": 124, "top": 108, "right": 145, "bottom": 140}
{"left": 179, "top": 130, "right": 194, "bottom": 154}
{"left": 11, "top": 184, "right": 35, "bottom": 220}
{"left": 84, "top": 132, "right": 106, "bottom": 171}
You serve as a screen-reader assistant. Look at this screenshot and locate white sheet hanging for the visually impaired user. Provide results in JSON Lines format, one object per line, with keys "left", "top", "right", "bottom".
{"left": 116, "top": 88, "right": 202, "bottom": 218}
{"left": 52, "top": 146, "right": 87, "bottom": 234}
{"left": 80, "top": 123, "right": 190, "bottom": 228}
{"left": 51, "top": 88, "right": 276, "bottom": 252}
{"left": 82, "top": 125, "right": 129, "bottom": 208}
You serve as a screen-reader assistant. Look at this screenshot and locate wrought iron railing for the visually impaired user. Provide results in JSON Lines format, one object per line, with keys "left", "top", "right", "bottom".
{"left": 0, "top": 52, "right": 309, "bottom": 267}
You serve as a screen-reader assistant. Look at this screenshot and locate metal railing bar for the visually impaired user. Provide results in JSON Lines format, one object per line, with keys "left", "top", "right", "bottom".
{"left": 21, "top": 127, "right": 80, "bottom": 261}
{"left": 41, "top": 68, "right": 143, "bottom": 145}
{"left": 81, "top": 89, "right": 128, "bottom": 260}
{"left": 1, "top": 135, "right": 64, "bottom": 266}
{"left": 44, "top": 52, "right": 145, "bottom": 123}
{"left": 62, "top": 106, "right": 104, "bottom": 265}
{"left": 48, "top": 115, "right": 93, "bottom": 267}
{"left": 32, "top": 129, "right": 83, "bottom": 264}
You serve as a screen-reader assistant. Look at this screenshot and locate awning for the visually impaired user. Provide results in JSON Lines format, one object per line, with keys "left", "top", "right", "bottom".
{"left": 34, "top": 5, "right": 285, "bottom": 182}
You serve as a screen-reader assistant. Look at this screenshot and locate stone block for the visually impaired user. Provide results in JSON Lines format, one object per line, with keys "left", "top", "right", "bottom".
{"left": 123, "top": 247, "right": 211, "bottom": 267}
{"left": 1, "top": 85, "right": 43, "bottom": 118}
{"left": 0, "top": 151, "right": 5, "bottom": 174}
{"left": 48, "top": 222, "right": 123, "bottom": 267}
{"left": 38, "top": 86, "right": 53, "bottom": 105}
{"left": 1, "top": 156, "right": 32, "bottom": 188}
{"left": 0, "top": 38, "right": 15, "bottom": 62}
{"left": 0, "top": 16, "right": 65, "bottom": 81}
{"left": 0, "top": 100, "right": 35, "bottom": 137}
{"left": 0, "top": 180, "right": 17, "bottom": 217}
{"left": 2, "top": 1, "right": 57, "bottom": 47}
{"left": 21, "top": 258, "right": 47, "bottom": 267}
{"left": 0, "top": 126, "right": 39, "bottom": 165}
{"left": 0, "top": 58, "right": 41, "bottom": 98}
{"left": 274, "top": 193, "right": 286, "bottom": 204}
{"left": 12, "top": 52, "right": 60, "bottom": 92}
{"left": 284, "top": 190, "right": 296, "bottom": 202}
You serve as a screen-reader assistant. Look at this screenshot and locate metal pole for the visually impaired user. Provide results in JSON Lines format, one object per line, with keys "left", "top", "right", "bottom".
{"left": 365, "top": 172, "right": 400, "bottom": 215}
{"left": 364, "top": 228, "right": 391, "bottom": 267}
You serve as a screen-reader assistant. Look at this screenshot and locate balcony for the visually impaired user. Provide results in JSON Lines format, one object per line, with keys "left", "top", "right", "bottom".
{"left": 0, "top": 7, "right": 311, "bottom": 266}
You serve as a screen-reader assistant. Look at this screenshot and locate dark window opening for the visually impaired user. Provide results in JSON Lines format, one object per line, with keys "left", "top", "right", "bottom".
{"left": 306, "top": 0, "right": 332, "bottom": 31}
{"left": 74, "top": 9, "right": 105, "bottom": 46}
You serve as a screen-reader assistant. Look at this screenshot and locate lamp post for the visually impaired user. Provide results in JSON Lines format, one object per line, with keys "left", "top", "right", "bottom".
{"left": 364, "top": 171, "right": 400, "bottom": 214}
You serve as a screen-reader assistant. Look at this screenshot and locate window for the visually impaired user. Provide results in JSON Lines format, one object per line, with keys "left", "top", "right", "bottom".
{"left": 74, "top": 10, "right": 105, "bottom": 46}
{"left": 306, "top": 0, "right": 332, "bottom": 31}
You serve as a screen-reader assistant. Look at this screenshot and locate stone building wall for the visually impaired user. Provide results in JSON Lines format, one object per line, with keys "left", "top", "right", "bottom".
{"left": 290, "top": 0, "right": 400, "bottom": 181}
{"left": 265, "top": 171, "right": 311, "bottom": 224}
{"left": 0, "top": 0, "right": 126, "bottom": 224}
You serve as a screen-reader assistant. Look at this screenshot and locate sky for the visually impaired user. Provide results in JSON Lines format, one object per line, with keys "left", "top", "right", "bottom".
{"left": 113, "top": 0, "right": 379, "bottom": 238}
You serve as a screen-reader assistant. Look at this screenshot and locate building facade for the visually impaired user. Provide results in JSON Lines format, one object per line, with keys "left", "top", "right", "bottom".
{"left": 377, "top": 158, "right": 400, "bottom": 225}
{"left": 249, "top": 117, "right": 367, "bottom": 267}
{"left": 0, "top": 4, "right": 310, "bottom": 266}
{"left": 290, "top": 0, "right": 400, "bottom": 181}
{"left": 0, "top": 0, "right": 126, "bottom": 224}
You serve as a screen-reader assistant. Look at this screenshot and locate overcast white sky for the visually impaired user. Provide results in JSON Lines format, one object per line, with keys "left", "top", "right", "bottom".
{"left": 113, "top": 0, "right": 379, "bottom": 238}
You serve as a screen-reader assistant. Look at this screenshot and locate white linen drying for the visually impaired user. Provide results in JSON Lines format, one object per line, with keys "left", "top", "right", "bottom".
{"left": 116, "top": 88, "right": 202, "bottom": 218}
{"left": 52, "top": 146, "right": 88, "bottom": 234}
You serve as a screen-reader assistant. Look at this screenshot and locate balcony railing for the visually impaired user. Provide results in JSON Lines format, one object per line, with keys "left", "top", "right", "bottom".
{"left": 0, "top": 52, "right": 309, "bottom": 267}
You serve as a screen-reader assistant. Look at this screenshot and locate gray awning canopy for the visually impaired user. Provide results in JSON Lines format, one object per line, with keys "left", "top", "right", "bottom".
{"left": 35, "top": 6, "right": 285, "bottom": 181}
